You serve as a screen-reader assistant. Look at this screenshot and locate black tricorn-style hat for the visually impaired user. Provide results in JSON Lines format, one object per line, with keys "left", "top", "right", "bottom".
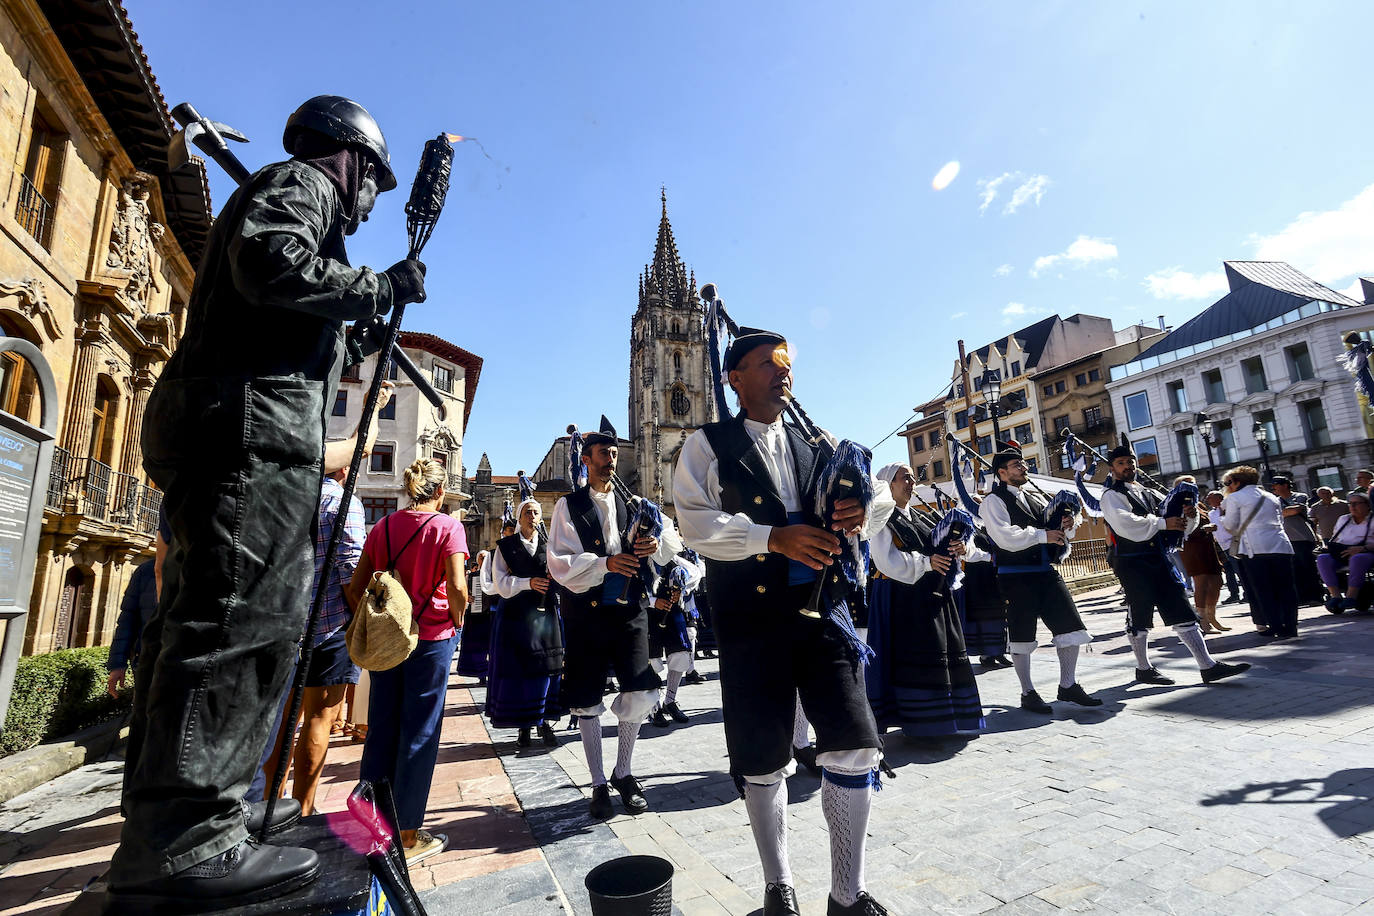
{"left": 1107, "top": 443, "right": 1136, "bottom": 461}
{"left": 990, "top": 441, "right": 1023, "bottom": 473}
{"left": 724, "top": 327, "right": 787, "bottom": 372}
{"left": 583, "top": 415, "right": 617, "bottom": 447}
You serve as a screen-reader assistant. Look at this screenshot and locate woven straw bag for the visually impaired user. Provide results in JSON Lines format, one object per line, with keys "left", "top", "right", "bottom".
{"left": 347, "top": 514, "right": 441, "bottom": 671}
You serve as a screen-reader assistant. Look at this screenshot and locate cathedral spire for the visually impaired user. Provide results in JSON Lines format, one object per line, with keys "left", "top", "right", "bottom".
{"left": 642, "top": 187, "right": 689, "bottom": 308}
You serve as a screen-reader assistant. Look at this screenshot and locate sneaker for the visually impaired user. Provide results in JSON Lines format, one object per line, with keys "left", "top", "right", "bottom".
{"left": 404, "top": 830, "right": 448, "bottom": 864}
{"left": 1020, "top": 690, "right": 1053, "bottom": 714}
{"left": 538, "top": 722, "right": 558, "bottom": 747}
{"left": 663, "top": 700, "right": 689, "bottom": 724}
{"left": 793, "top": 744, "right": 821, "bottom": 776}
{"left": 827, "top": 891, "right": 892, "bottom": 915}
{"left": 1134, "top": 667, "right": 1175, "bottom": 686}
{"left": 588, "top": 784, "right": 613, "bottom": 820}
{"left": 764, "top": 882, "right": 802, "bottom": 916}
{"left": 1056, "top": 683, "right": 1103, "bottom": 707}
{"left": 649, "top": 708, "right": 672, "bottom": 728}
{"left": 1201, "top": 661, "right": 1252, "bottom": 683}
{"left": 108, "top": 839, "right": 320, "bottom": 911}
{"left": 608, "top": 774, "right": 648, "bottom": 814}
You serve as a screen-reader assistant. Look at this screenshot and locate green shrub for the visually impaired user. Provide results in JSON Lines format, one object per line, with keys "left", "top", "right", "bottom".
{"left": 0, "top": 646, "right": 131, "bottom": 756}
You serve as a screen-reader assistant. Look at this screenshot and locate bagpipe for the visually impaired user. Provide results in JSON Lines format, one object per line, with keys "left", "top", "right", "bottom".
{"left": 701, "top": 283, "right": 873, "bottom": 664}
{"left": 1060, "top": 429, "right": 1169, "bottom": 499}
{"left": 654, "top": 562, "right": 691, "bottom": 628}
{"left": 946, "top": 432, "right": 1079, "bottom": 562}
{"left": 1158, "top": 480, "right": 1200, "bottom": 552}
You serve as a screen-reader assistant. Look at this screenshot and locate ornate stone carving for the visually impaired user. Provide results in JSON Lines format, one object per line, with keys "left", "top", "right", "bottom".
{"left": 0, "top": 276, "right": 62, "bottom": 339}
{"left": 105, "top": 172, "right": 165, "bottom": 312}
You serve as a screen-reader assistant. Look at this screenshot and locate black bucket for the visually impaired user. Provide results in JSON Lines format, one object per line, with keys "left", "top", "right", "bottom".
{"left": 584, "top": 854, "right": 674, "bottom": 916}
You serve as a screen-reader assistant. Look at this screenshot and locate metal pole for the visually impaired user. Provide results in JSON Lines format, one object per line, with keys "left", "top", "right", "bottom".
{"left": 1203, "top": 436, "right": 1217, "bottom": 490}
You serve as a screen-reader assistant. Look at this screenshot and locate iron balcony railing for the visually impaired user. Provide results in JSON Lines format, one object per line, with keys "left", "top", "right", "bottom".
{"left": 138, "top": 485, "right": 162, "bottom": 535}
{"left": 45, "top": 445, "right": 71, "bottom": 511}
{"left": 15, "top": 173, "right": 53, "bottom": 248}
{"left": 75, "top": 457, "right": 113, "bottom": 521}
{"left": 43, "top": 447, "right": 161, "bottom": 535}
{"left": 111, "top": 472, "right": 142, "bottom": 527}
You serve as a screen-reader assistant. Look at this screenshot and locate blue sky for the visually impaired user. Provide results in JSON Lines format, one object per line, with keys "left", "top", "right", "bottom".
{"left": 131, "top": 1, "right": 1374, "bottom": 473}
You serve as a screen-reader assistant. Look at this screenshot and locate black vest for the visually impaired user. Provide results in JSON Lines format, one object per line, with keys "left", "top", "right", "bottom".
{"left": 698, "top": 415, "right": 847, "bottom": 611}
{"left": 989, "top": 482, "right": 1051, "bottom": 570}
{"left": 497, "top": 531, "right": 554, "bottom": 614}
{"left": 1105, "top": 479, "right": 1165, "bottom": 557}
{"left": 883, "top": 508, "right": 943, "bottom": 590}
{"left": 555, "top": 486, "right": 643, "bottom": 616}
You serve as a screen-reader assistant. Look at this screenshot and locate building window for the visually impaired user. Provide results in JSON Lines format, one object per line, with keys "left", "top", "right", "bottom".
{"left": 1003, "top": 389, "right": 1028, "bottom": 412}
{"left": 910, "top": 432, "right": 924, "bottom": 452}
{"left": 16, "top": 102, "right": 64, "bottom": 249}
{"left": 370, "top": 443, "right": 395, "bottom": 473}
{"left": 341, "top": 363, "right": 361, "bottom": 381}
{"left": 332, "top": 389, "right": 347, "bottom": 417}
{"left": 1013, "top": 423, "right": 1034, "bottom": 444}
{"left": 670, "top": 385, "right": 690, "bottom": 417}
{"left": 1083, "top": 405, "right": 1104, "bottom": 428}
{"left": 1088, "top": 368, "right": 1101, "bottom": 382}
{"left": 1123, "top": 392, "right": 1152, "bottom": 430}
{"left": 1054, "top": 414, "right": 1070, "bottom": 434}
{"left": 1166, "top": 380, "right": 1188, "bottom": 413}
{"left": 933, "top": 460, "right": 944, "bottom": 478}
{"left": 1054, "top": 380, "right": 1066, "bottom": 394}
{"left": 362, "top": 496, "right": 397, "bottom": 526}
{"left": 1252, "top": 410, "right": 1279, "bottom": 454}
{"left": 955, "top": 409, "right": 968, "bottom": 430}
{"left": 379, "top": 396, "right": 396, "bottom": 420}
{"left": 1074, "top": 372, "right": 1088, "bottom": 387}
{"left": 433, "top": 363, "right": 453, "bottom": 394}
{"left": 1241, "top": 357, "right": 1268, "bottom": 394}
{"left": 1132, "top": 437, "right": 1160, "bottom": 470}
{"left": 1202, "top": 369, "right": 1226, "bottom": 403}
{"left": 977, "top": 435, "right": 993, "bottom": 456}
{"left": 673, "top": 351, "right": 683, "bottom": 374}
{"left": 1059, "top": 450, "right": 1071, "bottom": 470}
{"left": 1176, "top": 429, "right": 1198, "bottom": 471}
{"left": 1214, "top": 421, "right": 1237, "bottom": 463}
{"left": 388, "top": 359, "right": 399, "bottom": 380}
{"left": 1285, "top": 343, "right": 1314, "bottom": 382}
{"left": 89, "top": 377, "right": 118, "bottom": 464}
{"left": 0, "top": 348, "right": 38, "bottom": 424}
{"left": 1026, "top": 457, "right": 1039, "bottom": 474}
{"left": 1010, "top": 361, "right": 1021, "bottom": 378}
{"left": 1043, "top": 384, "right": 1055, "bottom": 397}
{"left": 1300, "top": 400, "right": 1331, "bottom": 448}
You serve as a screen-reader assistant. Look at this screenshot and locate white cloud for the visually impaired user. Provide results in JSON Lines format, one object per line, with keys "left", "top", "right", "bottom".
{"left": 993, "top": 263, "right": 1013, "bottom": 277}
{"left": 1002, "top": 302, "right": 1031, "bottom": 316}
{"left": 1000, "top": 301, "right": 1048, "bottom": 324}
{"left": 1143, "top": 267, "right": 1227, "bottom": 300}
{"left": 1249, "top": 183, "right": 1374, "bottom": 289}
{"left": 977, "top": 173, "right": 1011, "bottom": 214}
{"left": 1004, "top": 175, "right": 1051, "bottom": 214}
{"left": 1030, "top": 235, "right": 1119, "bottom": 277}
{"left": 949, "top": 311, "right": 968, "bottom": 320}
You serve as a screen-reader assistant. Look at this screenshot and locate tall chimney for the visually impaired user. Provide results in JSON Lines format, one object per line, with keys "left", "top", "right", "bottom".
{"left": 1157, "top": 315, "right": 1166, "bottom": 330}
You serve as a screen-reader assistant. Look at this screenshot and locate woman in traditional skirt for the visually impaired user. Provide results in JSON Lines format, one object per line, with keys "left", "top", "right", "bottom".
{"left": 867, "top": 464, "right": 984, "bottom": 736}
{"left": 487, "top": 501, "right": 564, "bottom": 747}
{"left": 960, "top": 525, "right": 1013, "bottom": 669}
{"left": 457, "top": 522, "right": 511, "bottom": 682}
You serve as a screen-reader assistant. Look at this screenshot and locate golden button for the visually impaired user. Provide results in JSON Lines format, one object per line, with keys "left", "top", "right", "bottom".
{"left": 753, "top": 496, "right": 764, "bottom": 505}
{"left": 594, "top": 539, "right": 602, "bottom": 546}
{"left": 756, "top": 554, "right": 766, "bottom": 562}
{"left": 591, "top": 600, "right": 599, "bottom": 607}
{"left": 756, "top": 585, "right": 767, "bottom": 594}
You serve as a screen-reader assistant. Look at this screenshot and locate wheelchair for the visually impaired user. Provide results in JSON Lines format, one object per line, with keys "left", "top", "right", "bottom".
{"left": 1323, "top": 554, "right": 1374, "bottom": 614}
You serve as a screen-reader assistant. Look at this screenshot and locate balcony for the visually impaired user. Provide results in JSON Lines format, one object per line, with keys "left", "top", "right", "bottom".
{"left": 15, "top": 173, "right": 53, "bottom": 249}
{"left": 44, "top": 446, "right": 162, "bottom": 536}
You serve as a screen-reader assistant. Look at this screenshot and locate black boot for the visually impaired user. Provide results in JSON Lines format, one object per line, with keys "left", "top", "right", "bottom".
{"left": 108, "top": 839, "right": 320, "bottom": 911}
{"left": 242, "top": 797, "right": 301, "bottom": 837}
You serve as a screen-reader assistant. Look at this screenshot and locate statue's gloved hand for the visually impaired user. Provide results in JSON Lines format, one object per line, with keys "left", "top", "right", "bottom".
{"left": 384, "top": 258, "right": 427, "bottom": 306}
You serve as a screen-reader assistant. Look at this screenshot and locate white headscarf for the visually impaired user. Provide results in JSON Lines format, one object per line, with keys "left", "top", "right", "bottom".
{"left": 876, "top": 463, "right": 909, "bottom": 484}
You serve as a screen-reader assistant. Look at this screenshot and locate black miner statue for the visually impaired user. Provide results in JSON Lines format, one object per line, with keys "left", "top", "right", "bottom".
{"left": 107, "top": 96, "right": 428, "bottom": 910}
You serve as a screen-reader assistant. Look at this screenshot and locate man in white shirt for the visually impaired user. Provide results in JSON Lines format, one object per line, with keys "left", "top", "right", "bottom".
{"left": 674, "top": 327, "right": 895, "bottom": 916}
{"left": 978, "top": 445, "right": 1097, "bottom": 713}
{"left": 1100, "top": 446, "right": 1249, "bottom": 685}
{"left": 548, "top": 417, "right": 681, "bottom": 818}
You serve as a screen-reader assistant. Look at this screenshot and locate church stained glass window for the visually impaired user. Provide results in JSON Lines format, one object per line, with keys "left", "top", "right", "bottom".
{"left": 671, "top": 385, "right": 690, "bottom": 416}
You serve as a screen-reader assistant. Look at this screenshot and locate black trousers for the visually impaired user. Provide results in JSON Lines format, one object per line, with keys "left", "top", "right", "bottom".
{"left": 111, "top": 378, "right": 323, "bottom": 883}
{"left": 1243, "top": 553, "right": 1300, "bottom": 637}
{"left": 1290, "top": 540, "right": 1324, "bottom": 603}
{"left": 1113, "top": 553, "right": 1199, "bottom": 635}
{"left": 996, "top": 570, "right": 1086, "bottom": 644}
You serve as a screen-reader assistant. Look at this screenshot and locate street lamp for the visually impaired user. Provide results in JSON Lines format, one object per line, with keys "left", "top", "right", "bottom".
{"left": 1252, "top": 420, "right": 1273, "bottom": 482}
{"left": 1196, "top": 413, "right": 1218, "bottom": 490}
{"left": 982, "top": 369, "right": 1003, "bottom": 444}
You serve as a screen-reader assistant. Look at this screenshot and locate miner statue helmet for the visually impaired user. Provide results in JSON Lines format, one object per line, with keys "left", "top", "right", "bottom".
{"left": 283, "top": 95, "right": 397, "bottom": 191}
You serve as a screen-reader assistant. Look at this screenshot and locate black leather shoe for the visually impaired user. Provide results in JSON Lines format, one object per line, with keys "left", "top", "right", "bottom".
{"left": 764, "top": 881, "right": 802, "bottom": 915}
{"left": 990, "top": 655, "right": 1013, "bottom": 668}
{"left": 609, "top": 774, "right": 649, "bottom": 814}
{"left": 827, "top": 891, "right": 891, "bottom": 915}
{"left": 588, "top": 784, "right": 613, "bottom": 820}
{"left": 1057, "top": 683, "right": 1103, "bottom": 707}
{"left": 793, "top": 744, "right": 821, "bottom": 776}
{"left": 108, "top": 838, "right": 319, "bottom": 911}
{"left": 1135, "top": 667, "right": 1175, "bottom": 685}
{"left": 517, "top": 728, "right": 532, "bottom": 748}
{"left": 663, "top": 701, "right": 689, "bottom": 724}
{"left": 649, "top": 708, "right": 672, "bottom": 728}
{"left": 243, "top": 797, "right": 301, "bottom": 837}
{"left": 683, "top": 670, "right": 706, "bottom": 685}
{"left": 1201, "top": 661, "right": 1252, "bottom": 683}
{"left": 1020, "top": 690, "right": 1053, "bottom": 714}
{"left": 538, "top": 722, "right": 558, "bottom": 747}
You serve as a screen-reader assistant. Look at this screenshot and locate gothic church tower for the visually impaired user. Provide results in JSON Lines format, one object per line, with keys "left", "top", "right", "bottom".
{"left": 628, "top": 191, "right": 716, "bottom": 507}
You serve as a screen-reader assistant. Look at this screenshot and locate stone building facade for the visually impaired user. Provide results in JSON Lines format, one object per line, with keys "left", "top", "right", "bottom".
{"left": 0, "top": 0, "right": 212, "bottom": 653}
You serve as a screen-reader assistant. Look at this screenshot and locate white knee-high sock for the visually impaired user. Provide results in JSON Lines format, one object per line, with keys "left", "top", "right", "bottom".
{"left": 744, "top": 780, "right": 792, "bottom": 887}
{"left": 1057, "top": 645, "right": 1079, "bottom": 689}
{"left": 665, "top": 669, "right": 684, "bottom": 704}
{"left": 792, "top": 694, "right": 811, "bottom": 749}
{"left": 1174, "top": 623, "right": 1216, "bottom": 668}
{"left": 613, "top": 720, "right": 640, "bottom": 780}
{"left": 1128, "top": 631, "right": 1152, "bottom": 669}
{"left": 1012, "top": 653, "right": 1035, "bottom": 693}
{"left": 579, "top": 717, "right": 605, "bottom": 786}
{"left": 821, "top": 769, "right": 872, "bottom": 906}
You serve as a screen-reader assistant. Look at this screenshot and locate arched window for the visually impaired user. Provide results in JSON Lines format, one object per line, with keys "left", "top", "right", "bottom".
{"left": 0, "top": 313, "right": 41, "bottom": 424}
{"left": 673, "top": 351, "right": 683, "bottom": 374}
{"left": 671, "top": 320, "right": 681, "bottom": 336}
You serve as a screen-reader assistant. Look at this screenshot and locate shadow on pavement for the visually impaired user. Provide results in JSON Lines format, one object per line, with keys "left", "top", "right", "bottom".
{"left": 1199, "top": 767, "right": 1374, "bottom": 838}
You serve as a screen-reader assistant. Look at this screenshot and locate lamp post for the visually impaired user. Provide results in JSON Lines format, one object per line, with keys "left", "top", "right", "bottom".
{"left": 982, "top": 369, "right": 1003, "bottom": 446}
{"left": 1196, "top": 413, "right": 1218, "bottom": 490}
{"left": 1253, "top": 420, "right": 1273, "bottom": 482}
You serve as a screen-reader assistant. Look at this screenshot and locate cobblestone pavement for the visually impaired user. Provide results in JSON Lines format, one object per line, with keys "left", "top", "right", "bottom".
{"left": 3, "top": 586, "right": 1373, "bottom": 915}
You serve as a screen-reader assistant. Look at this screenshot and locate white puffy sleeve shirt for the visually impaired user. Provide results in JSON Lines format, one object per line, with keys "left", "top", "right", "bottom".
{"left": 546, "top": 491, "right": 682, "bottom": 594}
{"left": 492, "top": 532, "right": 539, "bottom": 598}
{"left": 870, "top": 506, "right": 933, "bottom": 585}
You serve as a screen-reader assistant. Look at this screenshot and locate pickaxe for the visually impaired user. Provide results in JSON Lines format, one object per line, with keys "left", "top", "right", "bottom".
{"left": 167, "top": 102, "right": 448, "bottom": 419}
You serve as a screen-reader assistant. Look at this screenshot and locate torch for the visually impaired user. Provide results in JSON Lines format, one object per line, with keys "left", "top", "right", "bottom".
{"left": 263, "top": 135, "right": 455, "bottom": 840}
